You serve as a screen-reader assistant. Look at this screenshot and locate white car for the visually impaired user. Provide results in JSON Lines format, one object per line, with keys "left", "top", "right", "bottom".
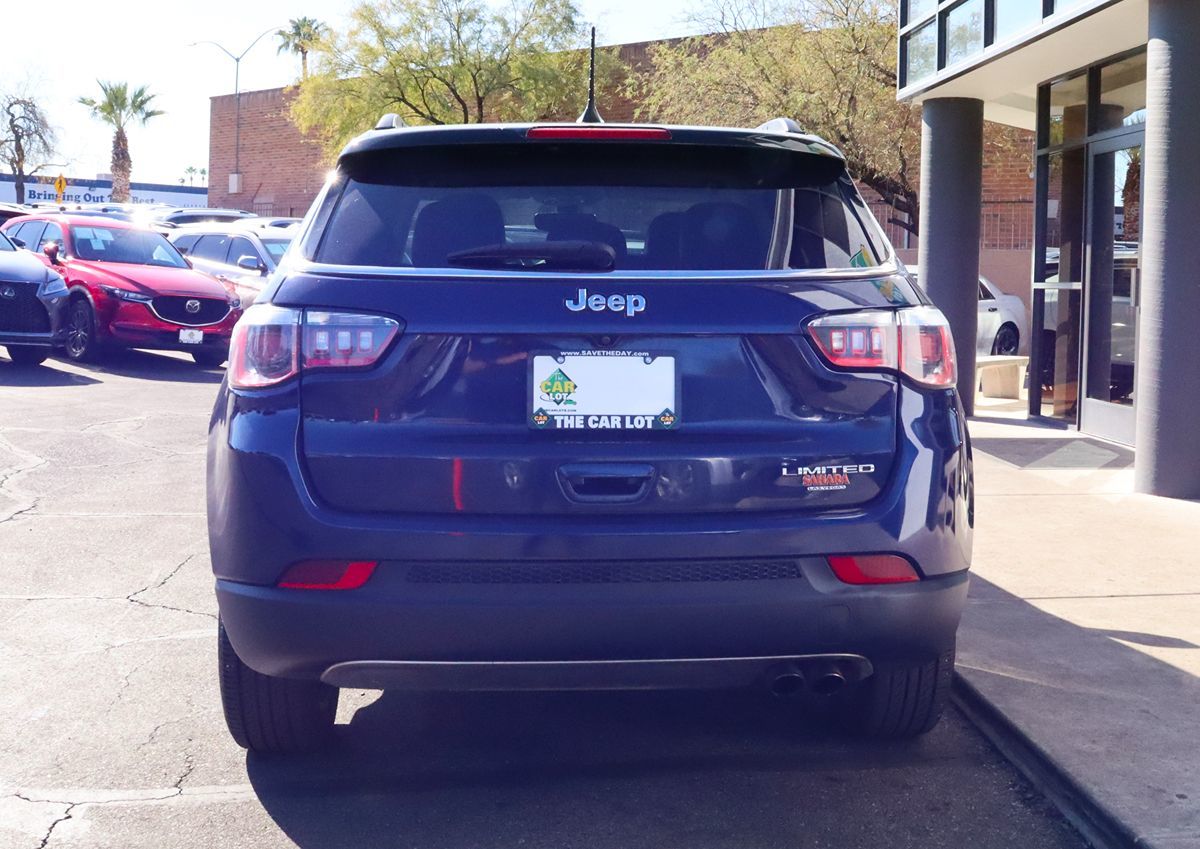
{"left": 909, "top": 267, "right": 1028, "bottom": 356}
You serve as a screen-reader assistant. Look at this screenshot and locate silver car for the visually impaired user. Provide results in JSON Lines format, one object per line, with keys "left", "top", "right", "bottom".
{"left": 169, "top": 225, "right": 294, "bottom": 307}
{"left": 909, "top": 267, "right": 1029, "bottom": 356}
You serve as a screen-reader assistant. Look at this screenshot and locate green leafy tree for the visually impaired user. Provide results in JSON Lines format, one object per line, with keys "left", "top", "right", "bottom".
{"left": 277, "top": 17, "right": 328, "bottom": 80}
{"left": 291, "top": 0, "right": 614, "bottom": 158}
{"left": 78, "top": 82, "right": 164, "bottom": 203}
{"left": 184, "top": 165, "right": 198, "bottom": 186}
{"left": 632, "top": 0, "right": 923, "bottom": 234}
{"left": 0, "top": 92, "right": 57, "bottom": 204}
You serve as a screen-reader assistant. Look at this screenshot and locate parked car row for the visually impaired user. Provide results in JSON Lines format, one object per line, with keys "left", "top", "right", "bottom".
{"left": 0, "top": 211, "right": 296, "bottom": 368}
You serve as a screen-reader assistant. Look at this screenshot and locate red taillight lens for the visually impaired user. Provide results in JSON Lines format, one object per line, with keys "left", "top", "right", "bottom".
{"left": 827, "top": 555, "right": 920, "bottom": 585}
{"left": 806, "top": 306, "right": 957, "bottom": 387}
{"left": 277, "top": 560, "right": 378, "bottom": 590}
{"left": 526, "top": 126, "right": 672, "bottom": 140}
{"left": 228, "top": 305, "right": 300, "bottom": 389}
{"left": 303, "top": 311, "right": 400, "bottom": 369}
{"left": 229, "top": 306, "right": 401, "bottom": 389}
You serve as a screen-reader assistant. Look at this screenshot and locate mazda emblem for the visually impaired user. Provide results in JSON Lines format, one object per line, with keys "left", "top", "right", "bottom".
{"left": 0, "top": 286, "right": 14, "bottom": 300}
{"left": 185, "top": 299, "right": 202, "bottom": 314}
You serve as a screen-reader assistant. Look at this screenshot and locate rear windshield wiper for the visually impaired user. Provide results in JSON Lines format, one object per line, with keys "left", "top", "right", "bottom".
{"left": 445, "top": 240, "right": 615, "bottom": 272}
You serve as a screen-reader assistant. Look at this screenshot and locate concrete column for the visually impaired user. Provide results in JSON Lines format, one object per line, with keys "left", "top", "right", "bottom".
{"left": 918, "top": 98, "right": 984, "bottom": 416}
{"left": 1136, "top": 0, "right": 1200, "bottom": 497}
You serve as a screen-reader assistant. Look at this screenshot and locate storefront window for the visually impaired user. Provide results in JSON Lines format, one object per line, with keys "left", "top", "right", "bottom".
{"left": 995, "top": 0, "right": 1044, "bottom": 42}
{"left": 1099, "top": 52, "right": 1148, "bottom": 131}
{"left": 1047, "top": 74, "right": 1088, "bottom": 147}
{"left": 904, "top": 20, "right": 938, "bottom": 85}
{"left": 945, "top": 0, "right": 985, "bottom": 67}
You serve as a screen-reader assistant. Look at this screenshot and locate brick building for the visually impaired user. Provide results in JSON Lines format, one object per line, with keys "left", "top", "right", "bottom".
{"left": 207, "top": 35, "right": 1036, "bottom": 296}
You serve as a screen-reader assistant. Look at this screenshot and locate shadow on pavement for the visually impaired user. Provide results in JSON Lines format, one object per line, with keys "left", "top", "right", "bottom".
{"left": 0, "top": 358, "right": 101, "bottom": 387}
{"left": 960, "top": 576, "right": 1200, "bottom": 844}
{"left": 53, "top": 348, "right": 225, "bottom": 384}
{"left": 245, "top": 683, "right": 1083, "bottom": 849}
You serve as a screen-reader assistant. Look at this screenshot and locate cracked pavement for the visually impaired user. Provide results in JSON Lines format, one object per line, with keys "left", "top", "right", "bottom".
{"left": 0, "top": 349, "right": 1087, "bottom": 849}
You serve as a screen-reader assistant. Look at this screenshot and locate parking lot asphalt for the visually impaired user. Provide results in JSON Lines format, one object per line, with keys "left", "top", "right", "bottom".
{"left": 0, "top": 349, "right": 1087, "bottom": 849}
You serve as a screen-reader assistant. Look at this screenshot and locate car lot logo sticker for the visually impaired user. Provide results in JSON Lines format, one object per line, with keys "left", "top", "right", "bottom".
{"left": 539, "top": 368, "right": 578, "bottom": 406}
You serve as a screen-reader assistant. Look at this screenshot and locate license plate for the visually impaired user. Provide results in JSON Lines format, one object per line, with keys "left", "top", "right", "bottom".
{"left": 530, "top": 352, "right": 678, "bottom": 431}
{"left": 179, "top": 329, "right": 204, "bottom": 345}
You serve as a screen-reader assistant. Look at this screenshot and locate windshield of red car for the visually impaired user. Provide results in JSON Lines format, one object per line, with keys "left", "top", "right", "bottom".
{"left": 70, "top": 225, "right": 189, "bottom": 268}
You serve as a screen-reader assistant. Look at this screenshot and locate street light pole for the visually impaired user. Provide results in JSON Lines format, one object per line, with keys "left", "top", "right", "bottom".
{"left": 190, "top": 27, "right": 277, "bottom": 197}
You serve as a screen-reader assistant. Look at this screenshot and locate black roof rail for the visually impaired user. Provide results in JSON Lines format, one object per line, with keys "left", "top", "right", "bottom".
{"left": 755, "top": 117, "right": 805, "bottom": 135}
{"left": 375, "top": 113, "right": 406, "bottom": 131}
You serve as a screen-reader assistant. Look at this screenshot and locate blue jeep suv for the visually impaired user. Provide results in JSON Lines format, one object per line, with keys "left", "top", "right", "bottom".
{"left": 208, "top": 120, "right": 973, "bottom": 753}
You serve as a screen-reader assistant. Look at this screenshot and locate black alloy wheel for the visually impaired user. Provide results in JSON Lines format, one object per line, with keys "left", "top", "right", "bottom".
{"left": 65, "top": 299, "right": 100, "bottom": 362}
{"left": 991, "top": 324, "right": 1020, "bottom": 356}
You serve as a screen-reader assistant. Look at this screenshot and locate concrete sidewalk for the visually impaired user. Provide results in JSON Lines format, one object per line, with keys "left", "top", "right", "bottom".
{"left": 961, "top": 403, "right": 1200, "bottom": 848}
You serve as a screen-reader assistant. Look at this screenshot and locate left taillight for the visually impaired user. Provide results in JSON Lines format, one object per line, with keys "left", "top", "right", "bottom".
{"left": 805, "top": 306, "right": 957, "bottom": 388}
{"left": 229, "top": 305, "right": 400, "bottom": 390}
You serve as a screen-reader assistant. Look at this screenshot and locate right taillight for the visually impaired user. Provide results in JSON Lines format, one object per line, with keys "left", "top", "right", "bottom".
{"left": 229, "top": 305, "right": 401, "bottom": 390}
{"left": 806, "top": 306, "right": 957, "bottom": 388}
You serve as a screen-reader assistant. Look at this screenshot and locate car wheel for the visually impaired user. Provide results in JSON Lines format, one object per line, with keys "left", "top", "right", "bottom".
{"left": 5, "top": 346, "right": 49, "bottom": 366}
{"left": 218, "top": 618, "right": 337, "bottom": 754}
{"left": 843, "top": 646, "right": 954, "bottom": 738}
{"left": 64, "top": 298, "right": 101, "bottom": 362}
{"left": 192, "top": 349, "right": 228, "bottom": 368}
{"left": 991, "top": 323, "right": 1020, "bottom": 356}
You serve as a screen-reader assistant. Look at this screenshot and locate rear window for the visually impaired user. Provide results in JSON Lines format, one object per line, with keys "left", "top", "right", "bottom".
{"left": 313, "top": 143, "right": 889, "bottom": 272}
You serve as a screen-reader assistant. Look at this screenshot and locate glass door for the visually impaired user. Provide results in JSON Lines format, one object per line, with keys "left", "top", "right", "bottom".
{"left": 1081, "top": 134, "right": 1143, "bottom": 445}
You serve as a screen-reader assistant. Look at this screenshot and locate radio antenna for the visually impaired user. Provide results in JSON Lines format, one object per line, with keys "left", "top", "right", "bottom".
{"left": 577, "top": 27, "right": 604, "bottom": 124}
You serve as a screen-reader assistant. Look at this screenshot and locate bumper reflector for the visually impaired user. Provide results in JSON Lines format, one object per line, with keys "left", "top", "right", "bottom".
{"left": 827, "top": 555, "right": 919, "bottom": 585}
{"left": 277, "top": 560, "right": 378, "bottom": 590}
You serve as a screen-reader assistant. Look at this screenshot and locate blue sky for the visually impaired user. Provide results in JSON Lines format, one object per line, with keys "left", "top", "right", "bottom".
{"left": 4, "top": 0, "right": 700, "bottom": 186}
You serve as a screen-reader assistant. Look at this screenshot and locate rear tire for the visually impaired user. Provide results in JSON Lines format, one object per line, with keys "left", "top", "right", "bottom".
{"left": 192, "top": 349, "right": 228, "bottom": 368}
{"left": 218, "top": 618, "right": 337, "bottom": 754}
{"left": 845, "top": 646, "right": 955, "bottom": 739}
{"left": 5, "top": 346, "right": 49, "bottom": 366}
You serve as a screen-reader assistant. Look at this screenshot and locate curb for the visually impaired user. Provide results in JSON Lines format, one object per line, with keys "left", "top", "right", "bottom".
{"left": 952, "top": 673, "right": 1140, "bottom": 849}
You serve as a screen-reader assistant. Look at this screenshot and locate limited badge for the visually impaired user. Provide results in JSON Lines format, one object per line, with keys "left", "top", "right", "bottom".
{"left": 781, "top": 461, "right": 877, "bottom": 492}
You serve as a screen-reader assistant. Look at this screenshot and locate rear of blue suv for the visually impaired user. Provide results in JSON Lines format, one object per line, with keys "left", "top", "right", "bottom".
{"left": 208, "top": 122, "right": 973, "bottom": 753}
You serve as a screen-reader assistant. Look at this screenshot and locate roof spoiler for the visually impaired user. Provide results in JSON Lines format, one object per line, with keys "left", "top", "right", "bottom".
{"left": 755, "top": 117, "right": 805, "bottom": 135}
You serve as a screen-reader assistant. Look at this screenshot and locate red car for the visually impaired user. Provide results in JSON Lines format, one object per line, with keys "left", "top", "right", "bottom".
{"left": 1, "top": 214, "right": 241, "bottom": 366}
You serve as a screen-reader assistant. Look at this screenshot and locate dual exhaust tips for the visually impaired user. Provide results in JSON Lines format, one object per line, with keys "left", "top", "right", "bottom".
{"left": 766, "top": 658, "right": 867, "bottom": 698}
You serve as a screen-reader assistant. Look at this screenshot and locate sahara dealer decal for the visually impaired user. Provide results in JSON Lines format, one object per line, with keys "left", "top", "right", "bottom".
{"left": 781, "top": 461, "right": 878, "bottom": 492}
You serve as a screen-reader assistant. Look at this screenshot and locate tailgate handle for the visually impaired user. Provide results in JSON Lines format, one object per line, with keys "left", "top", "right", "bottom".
{"left": 558, "top": 463, "right": 655, "bottom": 503}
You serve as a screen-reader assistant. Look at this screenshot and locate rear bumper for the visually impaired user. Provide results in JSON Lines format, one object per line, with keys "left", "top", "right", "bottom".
{"left": 217, "top": 565, "right": 968, "bottom": 681}
{"left": 209, "top": 381, "right": 973, "bottom": 684}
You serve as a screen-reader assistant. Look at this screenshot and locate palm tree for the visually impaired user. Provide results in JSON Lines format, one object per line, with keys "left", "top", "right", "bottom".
{"left": 78, "top": 82, "right": 164, "bottom": 203}
{"left": 184, "top": 165, "right": 198, "bottom": 186}
{"left": 199, "top": 167, "right": 207, "bottom": 186}
{"left": 276, "top": 17, "right": 327, "bottom": 80}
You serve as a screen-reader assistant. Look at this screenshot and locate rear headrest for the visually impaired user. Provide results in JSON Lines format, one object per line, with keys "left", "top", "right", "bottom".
{"left": 411, "top": 194, "right": 505, "bottom": 268}
{"left": 680, "top": 202, "right": 768, "bottom": 270}
{"left": 537, "top": 212, "right": 627, "bottom": 261}
{"left": 644, "top": 212, "right": 685, "bottom": 268}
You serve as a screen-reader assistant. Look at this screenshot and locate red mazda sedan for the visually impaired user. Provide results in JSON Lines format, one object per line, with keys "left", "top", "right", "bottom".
{"left": 1, "top": 214, "right": 241, "bottom": 366}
